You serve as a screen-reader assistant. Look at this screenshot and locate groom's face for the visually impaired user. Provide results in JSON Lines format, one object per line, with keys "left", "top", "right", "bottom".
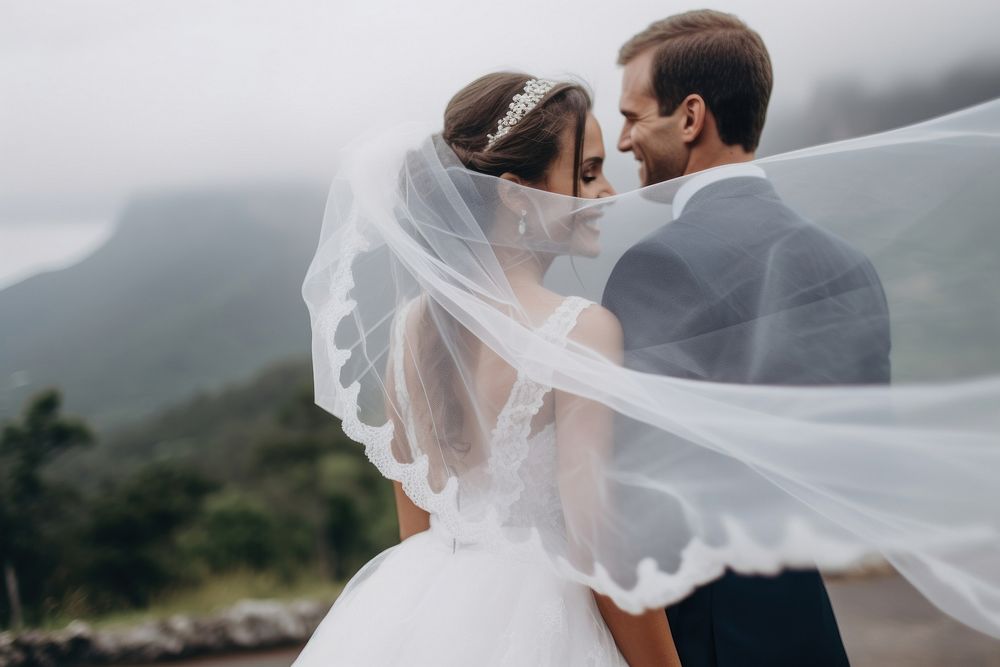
{"left": 618, "top": 48, "right": 688, "bottom": 186}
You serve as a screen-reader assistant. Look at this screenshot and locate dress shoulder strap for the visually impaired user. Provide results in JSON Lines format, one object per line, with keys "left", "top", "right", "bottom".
{"left": 537, "top": 295, "right": 594, "bottom": 345}
{"left": 484, "top": 295, "right": 595, "bottom": 522}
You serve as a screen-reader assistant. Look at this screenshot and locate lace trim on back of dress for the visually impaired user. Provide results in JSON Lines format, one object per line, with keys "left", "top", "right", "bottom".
{"left": 389, "top": 295, "right": 593, "bottom": 534}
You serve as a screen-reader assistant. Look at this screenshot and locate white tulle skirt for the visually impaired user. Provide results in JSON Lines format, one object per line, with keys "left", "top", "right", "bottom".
{"left": 291, "top": 518, "right": 625, "bottom": 666}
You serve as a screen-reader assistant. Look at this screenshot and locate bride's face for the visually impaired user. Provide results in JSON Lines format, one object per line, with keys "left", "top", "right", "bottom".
{"left": 537, "top": 112, "right": 616, "bottom": 258}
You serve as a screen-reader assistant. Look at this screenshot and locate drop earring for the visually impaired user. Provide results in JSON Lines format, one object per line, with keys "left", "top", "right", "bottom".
{"left": 517, "top": 209, "right": 527, "bottom": 236}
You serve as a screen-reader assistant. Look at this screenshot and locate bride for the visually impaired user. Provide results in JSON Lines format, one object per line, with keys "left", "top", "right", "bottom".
{"left": 293, "top": 72, "right": 680, "bottom": 666}
{"left": 296, "top": 70, "right": 1000, "bottom": 665}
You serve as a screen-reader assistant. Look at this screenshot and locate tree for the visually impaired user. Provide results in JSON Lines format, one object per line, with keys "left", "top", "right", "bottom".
{"left": 80, "top": 463, "right": 217, "bottom": 610}
{"left": 250, "top": 381, "right": 395, "bottom": 580}
{"left": 253, "top": 436, "right": 336, "bottom": 578}
{"left": 0, "top": 389, "right": 92, "bottom": 629}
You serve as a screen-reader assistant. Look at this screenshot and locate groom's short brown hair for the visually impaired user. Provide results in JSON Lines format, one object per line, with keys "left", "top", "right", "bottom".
{"left": 619, "top": 10, "right": 773, "bottom": 152}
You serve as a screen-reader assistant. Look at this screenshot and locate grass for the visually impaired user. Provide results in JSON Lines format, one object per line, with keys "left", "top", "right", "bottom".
{"left": 37, "top": 569, "right": 344, "bottom": 631}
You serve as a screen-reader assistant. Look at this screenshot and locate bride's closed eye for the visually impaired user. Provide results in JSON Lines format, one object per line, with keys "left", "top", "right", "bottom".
{"left": 581, "top": 157, "right": 604, "bottom": 183}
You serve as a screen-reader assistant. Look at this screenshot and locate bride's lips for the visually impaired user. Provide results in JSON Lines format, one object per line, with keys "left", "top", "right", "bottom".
{"left": 573, "top": 208, "right": 603, "bottom": 233}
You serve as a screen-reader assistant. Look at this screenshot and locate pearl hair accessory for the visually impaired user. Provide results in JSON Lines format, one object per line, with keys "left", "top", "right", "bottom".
{"left": 485, "top": 79, "right": 557, "bottom": 149}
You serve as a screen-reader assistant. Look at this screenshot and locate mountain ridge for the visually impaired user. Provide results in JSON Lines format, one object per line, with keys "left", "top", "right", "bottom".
{"left": 0, "top": 185, "right": 326, "bottom": 429}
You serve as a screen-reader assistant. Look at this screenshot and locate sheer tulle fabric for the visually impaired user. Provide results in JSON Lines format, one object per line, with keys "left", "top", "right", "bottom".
{"left": 303, "top": 101, "right": 1000, "bottom": 637}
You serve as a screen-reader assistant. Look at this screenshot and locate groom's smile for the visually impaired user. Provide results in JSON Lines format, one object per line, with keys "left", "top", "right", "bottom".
{"left": 617, "top": 47, "right": 687, "bottom": 186}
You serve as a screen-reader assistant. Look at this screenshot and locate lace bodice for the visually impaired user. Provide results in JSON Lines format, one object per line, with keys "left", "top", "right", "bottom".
{"left": 493, "top": 297, "right": 593, "bottom": 531}
{"left": 391, "top": 296, "right": 594, "bottom": 541}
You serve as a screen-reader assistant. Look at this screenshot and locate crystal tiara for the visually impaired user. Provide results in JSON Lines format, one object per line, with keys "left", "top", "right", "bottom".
{"left": 485, "top": 78, "right": 557, "bottom": 149}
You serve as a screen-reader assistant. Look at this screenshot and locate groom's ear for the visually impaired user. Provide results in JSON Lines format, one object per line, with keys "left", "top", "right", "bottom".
{"left": 679, "top": 94, "right": 708, "bottom": 145}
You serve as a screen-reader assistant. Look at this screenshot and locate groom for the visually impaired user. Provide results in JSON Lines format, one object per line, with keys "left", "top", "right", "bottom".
{"left": 602, "top": 10, "right": 891, "bottom": 667}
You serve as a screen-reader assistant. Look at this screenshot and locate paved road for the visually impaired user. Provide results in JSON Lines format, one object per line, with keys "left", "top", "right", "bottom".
{"left": 125, "top": 575, "right": 1000, "bottom": 666}
{"left": 827, "top": 574, "right": 1000, "bottom": 666}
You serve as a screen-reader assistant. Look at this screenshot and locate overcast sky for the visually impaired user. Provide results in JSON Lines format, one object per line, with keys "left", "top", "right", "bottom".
{"left": 2, "top": 0, "right": 1000, "bottom": 218}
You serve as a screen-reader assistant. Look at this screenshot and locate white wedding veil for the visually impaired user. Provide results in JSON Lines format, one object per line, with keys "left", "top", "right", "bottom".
{"left": 303, "top": 97, "right": 1000, "bottom": 637}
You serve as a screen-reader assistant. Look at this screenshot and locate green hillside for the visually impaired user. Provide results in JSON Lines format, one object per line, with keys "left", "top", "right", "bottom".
{"left": 1, "top": 359, "right": 397, "bottom": 630}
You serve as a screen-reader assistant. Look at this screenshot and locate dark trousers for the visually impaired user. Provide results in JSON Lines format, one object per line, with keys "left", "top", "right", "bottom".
{"left": 666, "top": 569, "right": 850, "bottom": 667}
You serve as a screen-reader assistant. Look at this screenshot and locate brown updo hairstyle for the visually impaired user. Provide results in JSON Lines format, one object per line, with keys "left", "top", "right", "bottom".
{"left": 443, "top": 72, "right": 593, "bottom": 197}
{"left": 396, "top": 73, "right": 592, "bottom": 469}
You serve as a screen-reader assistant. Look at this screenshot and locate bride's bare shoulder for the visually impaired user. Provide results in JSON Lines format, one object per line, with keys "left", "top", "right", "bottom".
{"left": 571, "top": 302, "right": 623, "bottom": 361}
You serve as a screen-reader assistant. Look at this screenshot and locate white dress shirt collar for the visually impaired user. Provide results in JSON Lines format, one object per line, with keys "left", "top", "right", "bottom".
{"left": 672, "top": 163, "right": 767, "bottom": 219}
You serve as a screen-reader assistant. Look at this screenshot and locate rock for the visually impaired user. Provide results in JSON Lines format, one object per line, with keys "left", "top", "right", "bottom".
{"left": 219, "top": 599, "right": 309, "bottom": 648}
{"left": 0, "top": 625, "right": 96, "bottom": 667}
{"left": 0, "top": 630, "right": 23, "bottom": 667}
{"left": 93, "top": 619, "right": 187, "bottom": 662}
{"left": 288, "top": 599, "right": 330, "bottom": 633}
{"left": 0, "top": 596, "right": 334, "bottom": 666}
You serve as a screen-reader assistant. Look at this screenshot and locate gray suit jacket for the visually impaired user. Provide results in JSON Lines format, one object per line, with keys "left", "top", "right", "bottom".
{"left": 602, "top": 176, "right": 890, "bottom": 666}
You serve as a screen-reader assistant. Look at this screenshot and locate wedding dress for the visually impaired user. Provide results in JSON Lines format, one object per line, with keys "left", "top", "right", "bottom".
{"left": 292, "top": 296, "right": 626, "bottom": 666}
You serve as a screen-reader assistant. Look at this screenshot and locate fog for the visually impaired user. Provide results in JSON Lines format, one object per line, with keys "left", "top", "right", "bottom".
{"left": 3, "top": 0, "right": 1000, "bottom": 220}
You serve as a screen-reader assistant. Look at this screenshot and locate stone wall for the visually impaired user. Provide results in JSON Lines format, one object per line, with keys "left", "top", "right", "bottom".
{"left": 0, "top": 598, "right": 331, "bottom": 667}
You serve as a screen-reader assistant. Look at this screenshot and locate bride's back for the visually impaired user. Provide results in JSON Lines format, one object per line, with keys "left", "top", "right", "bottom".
{"left": 379, "top": 72, "right": 613, "bottom": 515}
{"left": 389, "top": 290, "right": 568, "bottom": 481}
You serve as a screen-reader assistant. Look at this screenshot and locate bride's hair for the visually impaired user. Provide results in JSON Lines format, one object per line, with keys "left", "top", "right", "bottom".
{"left": 395, "top": 73, "right": 592, "bottom": 467}
{"left": 443, "top": 72, "right": 592, "bottom": 197}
